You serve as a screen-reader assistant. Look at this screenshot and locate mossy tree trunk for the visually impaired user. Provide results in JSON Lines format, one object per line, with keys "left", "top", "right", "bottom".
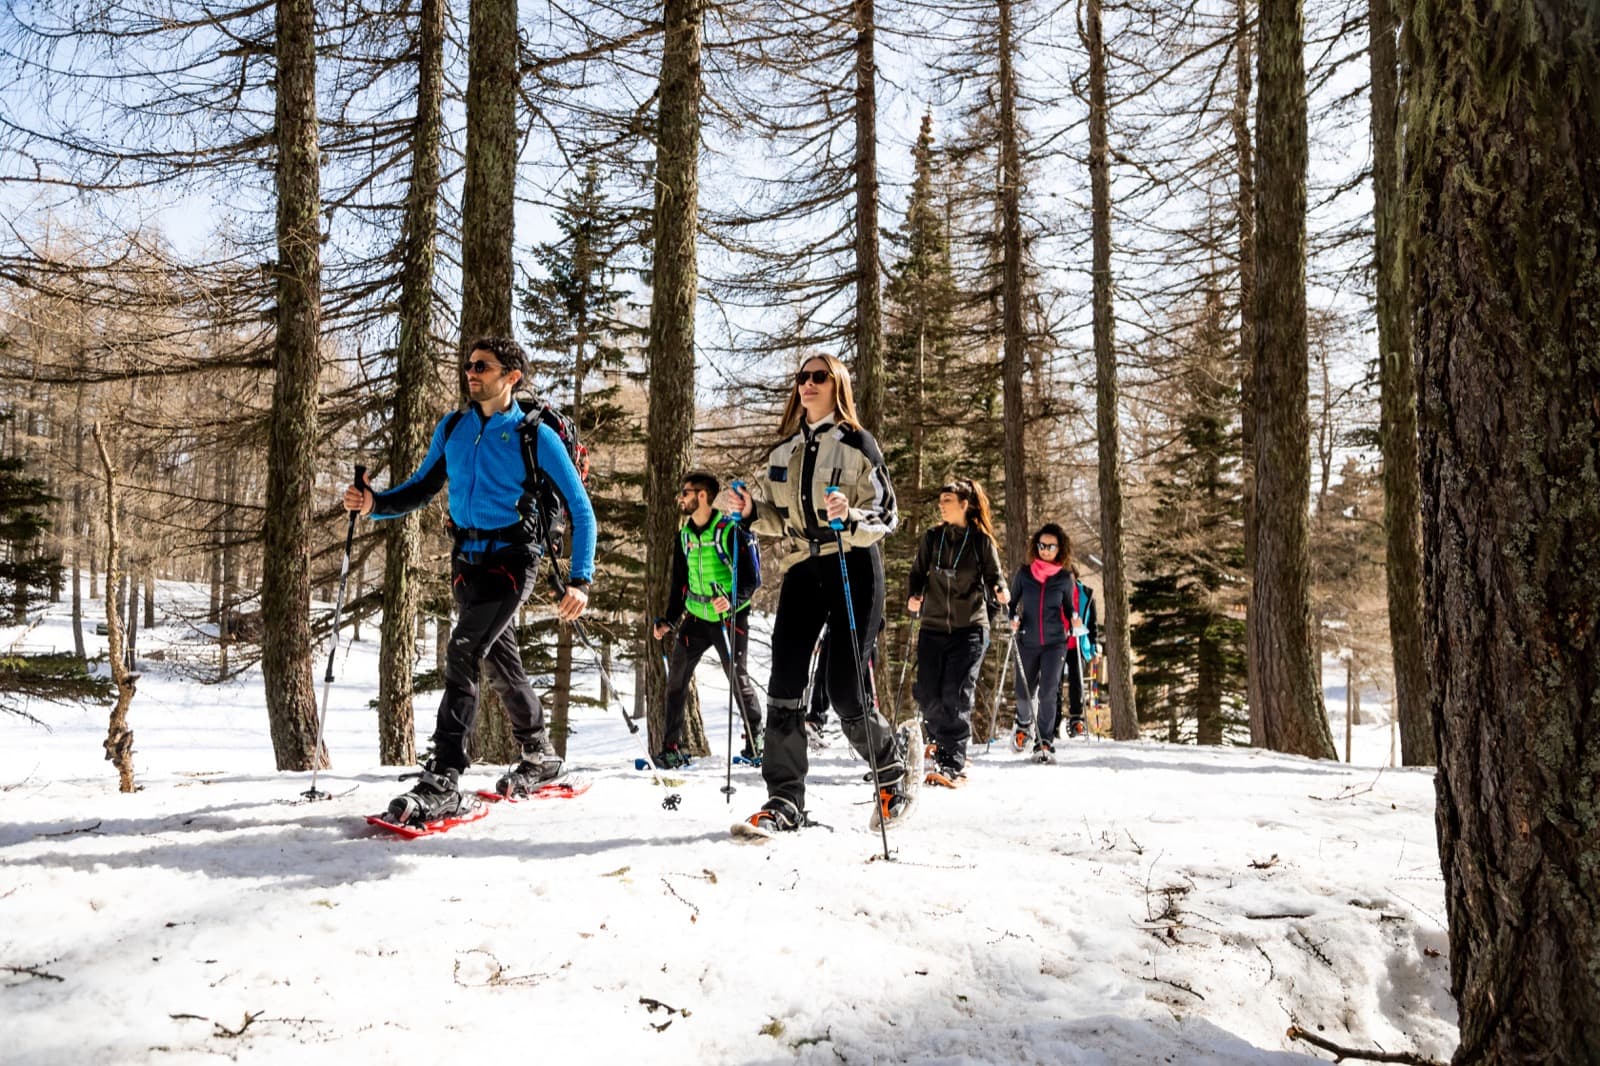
{"left": 1404, "top": 1, "right": 1600, "bottom": 1059}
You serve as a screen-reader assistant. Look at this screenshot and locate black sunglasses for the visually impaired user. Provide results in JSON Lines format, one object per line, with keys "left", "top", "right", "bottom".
{"left": 1035, "top": 541, "right": 1060, "bottom": 552}
{"left": 463, "top": 358, "right": 503, "bottom": 374}
{"left": 794, "top": 368, "right": 831, "bottom": 387}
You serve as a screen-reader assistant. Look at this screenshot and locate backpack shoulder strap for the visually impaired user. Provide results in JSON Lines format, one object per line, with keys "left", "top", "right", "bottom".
{"left": 513, "top": 396, "right": 544, "bottom": 486}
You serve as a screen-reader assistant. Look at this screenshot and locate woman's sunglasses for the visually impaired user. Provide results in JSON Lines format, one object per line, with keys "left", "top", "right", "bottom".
{"left": 1036, "top": 541, "right": 1060, "bottom": 552}
{"left": 794, "top": 369, "right": 831, "bottom": 387}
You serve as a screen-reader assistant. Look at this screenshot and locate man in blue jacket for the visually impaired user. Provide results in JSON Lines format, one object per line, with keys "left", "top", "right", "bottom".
{"left": 342, "top": 337, "right": 596, "bottom": 825}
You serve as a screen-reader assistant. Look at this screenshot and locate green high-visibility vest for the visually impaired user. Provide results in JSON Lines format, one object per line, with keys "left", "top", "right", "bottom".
{"left": 681, "top": 511, "right": 739, "bottom": 622}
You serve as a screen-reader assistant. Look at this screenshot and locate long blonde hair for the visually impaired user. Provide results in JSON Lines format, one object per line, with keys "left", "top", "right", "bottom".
{"left": 778, "top": 353, "right": 863, "bottom": 437}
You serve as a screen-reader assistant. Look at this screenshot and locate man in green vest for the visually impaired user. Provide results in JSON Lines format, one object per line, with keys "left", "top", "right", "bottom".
{"left": 651, "top": 471, "right": 763, "bottom": 768}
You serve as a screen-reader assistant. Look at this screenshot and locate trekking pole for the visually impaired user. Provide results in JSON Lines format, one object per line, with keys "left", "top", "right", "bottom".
{"left": 891, "top": 611, "right": 920, "bottom": 726}
{"left": 718, "top": 480, "right": 748, "bottom": 803}
{"left": 1005, "top": 629, "right": 1043, "bottom": 750}
{"left": 827, "top": 486, "right": 893, "bottom": 861}
{"left": 713, "top": 582, "right": 738, "bottom": 804}
{"left": 543, "top": 550, "right": 682, "bottom": 810}
{"left": 984, "top": 628, "right": 1017, "bottom": 752}
{"left": 303, "top": 464, "right": 367, "bottom": 801}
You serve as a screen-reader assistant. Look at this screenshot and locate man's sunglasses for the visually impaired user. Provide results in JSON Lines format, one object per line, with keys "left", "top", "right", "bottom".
{"left": 463, "top": 359, "right": 503, "bottom": 374}
{"left": 794, "top": 368, "right": 831, "bottom": 387}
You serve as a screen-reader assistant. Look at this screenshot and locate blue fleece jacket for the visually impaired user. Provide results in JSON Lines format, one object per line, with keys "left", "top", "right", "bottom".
{"left": 368, "top": 403, "right": 596, "bottom": 582}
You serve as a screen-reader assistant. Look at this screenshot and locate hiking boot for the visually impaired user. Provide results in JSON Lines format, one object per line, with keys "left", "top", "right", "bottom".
{"left": 388, "top": 765, "right": 469, "bottom": 826}
{"left": 870, "top": 780, "right": 914, "bottom": 829}
{"left": 742, "top": 797, "right": 802, "bottom": 835}
{"left": 804, "top": 716, "right": 827, "bottom": 750}
{"left": 652, "top": 745, "right": 690, "bottom": 771}
{"left": 1068, "top": 717, "right": 1087, "bottom": 738}
{"left": 1012, "top": 728, "right": 1030, "bottom": 753}
{"left": 497, "top": 743, "right": 565, "bottom": 797}
{"left": 739, "top": 733, "right": 764, "bottom": 762}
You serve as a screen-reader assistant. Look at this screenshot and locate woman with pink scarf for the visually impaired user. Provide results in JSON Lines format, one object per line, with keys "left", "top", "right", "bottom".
{"left": 1006, "top": 523, "right": 1076, "bottom": 757}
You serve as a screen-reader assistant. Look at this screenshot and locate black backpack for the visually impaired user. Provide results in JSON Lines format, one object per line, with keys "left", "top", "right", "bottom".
{"left": 443, "top": 394, "right": 590, "bottom": 554}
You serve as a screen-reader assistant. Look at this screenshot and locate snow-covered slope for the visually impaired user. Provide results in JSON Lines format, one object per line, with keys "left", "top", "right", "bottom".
{"left": 1, "top": 592, "right": 1456, "bottom": 1064}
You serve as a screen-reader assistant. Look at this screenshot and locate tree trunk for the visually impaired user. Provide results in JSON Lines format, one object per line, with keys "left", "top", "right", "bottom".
{"left": 642, "top": 0, "right": 703, "bottom": 754}
{"left": 851, "top": 0, "right": 884, "bottom": 433}
{"left": 1086, "top": 0, "right": 1139, "bottom": 741}
{"left": 1248, "top": 0, "right": 1334, "bottom": 759}
{"left": 551, "top": 624, "right": 573, "bottom": 758}
{"left": 71, "top": 388, "right": 85, "bottom": 661}
{"left": 376, "top": 36, "right": 442, "bottom": 764}
{"left": 458, "top": 0, "right": 517, "bottom": 350}
{"left": 1233, "top": 0, "right": 1261, "bottom": 740}
{"left": 1406, "top": 2, "right": 1600, "bottom": 1059}
{"left": 995, "top": 0, "right": 1031, "bottom": 563}
{"left": 91, "top": 425, "right": 136, "bottom": 793}
{"left": 1368, "top": 0, "right": 1431, "bottom": 766}
{"left": 1196, "top": 630, "right": 1222, "bottom": 745}
{"left": 123, "top": 565, "right": 138, "bottom": 670}
{"left": 261, "top": 0, "right": 327, "bottom": 771}
{"left": 458, "top": 0, "right": 521, "bottom": 765}
{"left": 143, "top": 570, "right": 154, "bottom": 631}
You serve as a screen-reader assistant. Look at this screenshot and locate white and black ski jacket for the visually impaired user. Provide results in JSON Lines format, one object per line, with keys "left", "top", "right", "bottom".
{"left": 749, "top": 417, "right": 898, "bottom": 574}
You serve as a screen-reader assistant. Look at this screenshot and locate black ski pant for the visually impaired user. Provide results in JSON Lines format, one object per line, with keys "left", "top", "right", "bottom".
{"left": 433, "top": 546, "right": 546, "bottom": 774}
{"left": 1054, "top": 648, "right": 1087, "bottom": 728}
{"left": 762, "top": 546, "right": 903, "bottom": 812}
{"left": 663, "top": 610, "right": 762, "bottom": 750}
{"left": 1015, "top": 641, "right": 1067, "bottom": 741}
{"left": 914, "top": 625, "right": 988, "bottom": 771}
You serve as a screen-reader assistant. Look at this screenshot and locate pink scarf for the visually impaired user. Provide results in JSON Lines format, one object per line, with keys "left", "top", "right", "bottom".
{"left": 1030, "top": 558, "right": 1062, "bottom": 583}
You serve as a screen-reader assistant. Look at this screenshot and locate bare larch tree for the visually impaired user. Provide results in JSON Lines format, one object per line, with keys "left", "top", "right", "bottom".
{"left": 1248, "top": 0, "right": 1334, "bottom": 758}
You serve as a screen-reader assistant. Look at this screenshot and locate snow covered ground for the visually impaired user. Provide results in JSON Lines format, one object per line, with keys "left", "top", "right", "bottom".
{"left": 2, "top": 588, "right": 1457, "bottom": 1064}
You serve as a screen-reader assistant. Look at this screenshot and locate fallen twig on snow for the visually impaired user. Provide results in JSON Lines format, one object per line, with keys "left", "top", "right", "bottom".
{"left": 3, "top": 963, "right": 64, "bottom": 982}
{"left": 1286, "top": 1025, "right": 1445, "bottom": 1065}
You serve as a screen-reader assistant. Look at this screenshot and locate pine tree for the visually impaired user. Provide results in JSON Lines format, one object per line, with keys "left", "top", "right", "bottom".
{"left": 0, "top": 412, "right": 106, "bottom": 720}
{"left": 0, "top": 420, "right": 59, "bottom": 625}
{"left": 881, "top": 113, "right": 966, "bottom": 718}
{"left": 517, "top": 163, "right": 648, "bottom": 754}
{"left": 1129, "top": 289, "right": 1247, "bottom": 745}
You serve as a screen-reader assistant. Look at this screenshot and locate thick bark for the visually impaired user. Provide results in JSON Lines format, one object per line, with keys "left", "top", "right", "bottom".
{"left": 459, "top": 0, "right": 521, "bottom": 765}
{"left": 1368, "top": 0, "right": 1431, "bottom": 766}
{"left": 376, "top": 0, "right": 445, "bottom": 767}
{"left": 851, "top": 0, "right": 884, "bottom": 433}
{"left": 642, "top": 0, "right": 703, "bottom": 753}
{"left": 997, "top": 0, "right": 1030, "bottom": 563}
{"left": 1233, "top": 0, "right": 1261, "bottom": 736}
{"left": 260, "top": 0, "right": 327, "bottom": 771}
{"left": 1249, "top": 0, "right": 1333, "bottom": 759}
{"left": 1086, "top": 0, "right": 1138, "bottom": 741}
{"left": 1405, "top": 2, "right": 1600, "bottom": 1060}
{"left": 458, "top": 0, "right": 517, "bottom": 347}
{"left": 1241, "top": 0, "right": 1331, "bottom": 755}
